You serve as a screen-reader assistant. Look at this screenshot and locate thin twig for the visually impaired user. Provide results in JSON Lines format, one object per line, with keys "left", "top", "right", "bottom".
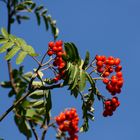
{"left": 42, "top": 57, "right": 54, "bottom": 67}
{"left": 41, "top": 121, "right": 56, "bottom": 140}
{"left": 29, "top": 121, "right": 40, "bottom": 140}
{"left": 32, "top": 56, "right": 41, "bottom": 66}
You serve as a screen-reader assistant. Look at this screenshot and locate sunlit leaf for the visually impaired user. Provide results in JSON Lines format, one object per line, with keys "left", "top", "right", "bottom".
{"left": 0, "top": 42, "right": 14, "bottom": 53}
{"left": 5, "top": 46, "right": 20, "bottom": 60}
{"left": 1, "top": 28, "right": 8, "bottom": 38}
{"left": 16, "top": 51, "right": 27, "bottom": 64}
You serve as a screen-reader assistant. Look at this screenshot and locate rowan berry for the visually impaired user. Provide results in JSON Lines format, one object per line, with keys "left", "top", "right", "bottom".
{"left": 115, "top": 65, "right": 122, "bottom": 72}
{"left": 114, "top": 58, "right": 121, "bottom": 66}
{"left": 47, "top": 50, "right": 53, "bottom": 56}
{"left": 103, "top": 78, "right": 109, "bottom": 84}
{"left": 55, "top": 40, "right": 63, "bottom": 47}
{"left": 96, "top": 61, "right": 103, "bottom": 67}
{"left": 48, "top": 41, "right": 54, "bottom": 48}
{"left": 95, "top": 55, "right": 103, "bottom": 61}
{"left": 116, "top": 71, "right": 123, "bottom": 78}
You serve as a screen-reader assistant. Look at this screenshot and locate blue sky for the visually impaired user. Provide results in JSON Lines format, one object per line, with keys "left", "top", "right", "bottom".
{"left": 0, "top": 0, "right": 140, "bottom": 139}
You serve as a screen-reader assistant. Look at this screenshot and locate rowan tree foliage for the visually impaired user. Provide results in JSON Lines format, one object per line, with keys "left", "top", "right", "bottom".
{"left": 0, "top": 0, "right": 124, "bottom": 140}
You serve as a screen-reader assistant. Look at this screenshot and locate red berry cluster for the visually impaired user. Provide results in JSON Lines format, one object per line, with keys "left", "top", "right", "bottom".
{"left": 47, "top": 40, "right": 66, "bottom": 83}
{"left": 103, "top": 97, "right": 120, "bottom": 117}
{"left": 95, "top": 55, "right": 124, "bottom": 95}
{"left": 55, "top": 108, "right": 79, "bottom": 140}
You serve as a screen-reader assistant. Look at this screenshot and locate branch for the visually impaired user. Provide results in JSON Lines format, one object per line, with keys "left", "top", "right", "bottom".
{"left": 0, "top": 90, "right": 34, "bottom": 122}
{"left": 29, "top": 121, "right": 40, "bottom": 140}
{"left": 6, "top": 0, "right": 18, "bottom": 94}
{"left": 41, "top": 122, "right": 56, "bottom": 140}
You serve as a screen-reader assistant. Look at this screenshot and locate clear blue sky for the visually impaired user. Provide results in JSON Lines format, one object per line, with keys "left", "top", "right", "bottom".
{"left": 0, "top": 0, "right": 140, "bottom": 139}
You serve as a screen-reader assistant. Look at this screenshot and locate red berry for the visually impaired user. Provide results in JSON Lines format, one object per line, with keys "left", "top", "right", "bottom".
{"left": 55, "top": 40, "right": 63, "bottom": 47}
{"left": 108, "top": 60, "right": 114, "bottom": 66}
{"left": 115, "top": 65, "right": 122, "bottom": 72}
{"left": 114, "top": 58, "right": 121, "bottom": 66}
{"left": 103, "top": 71, "right": 110, "bottom": 77}
{"left": 52, "top": 46, "right": 57, "bottom": 52}
{"left": 95, "top": 55, "right": 102, "bottom": 61}
{"left": 48, "top": 41, "right": 54, "bottom": 48}
{"left": 116, "top": 72, "right": 123, "bottom": 78}
{"left": 97, "top": 67, "right": 104, "bottom": 73}
{"left": 103, "top": 78, "right": 109, "bottom": 84}
{"left": 96, "top": 61, "right": 103, "bottom": 67}
{"left": 57, "top": 51, "right": 63, "bottom": 57}
{"left": 108, "top": 56, "right": 114, "bottom": 60}
{"left": 47, "top": 50, "right": 53, "bottom": 56}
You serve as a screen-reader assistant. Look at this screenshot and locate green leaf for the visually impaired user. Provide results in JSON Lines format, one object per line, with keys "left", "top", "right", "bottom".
{"left": 0, "top": 42, "right": 14, "bottom": 53}
{"left": 20, "top": 16, "right": 30, "bottom": 20}
{"left": 69, "top": 66, "right": 80, "bottom": 90}
{"left": 22, "top": 45, "right": 38, "bottom": 56}
{"left": 82, "top": 51, "right": 90, "bottom": 70}
{"left": 32, "top": 100, "right": 44, "bottom": 108}
{"left": 42, "top": 9, "right": 48, "bottom": 15}
{"left": 14, "top": 116, "right": 32, "bottom": 138}
{"left": 16, "top": 51, "right": 27, "bottom": 64}
{"left": 26, "top": 109, "right": 37, "bottom": 118}
{"left": 0, "top": 38, "right": 8, "bottom": 44}
{"left": 31, "top": 3, "right": 36, "bottom": 9}
{"left": 35, "top": 12, "right": 41, "bottom": 25}
{"left": 44, "top": 90, "right": 52, "bottom": 125}
{"left": 86, "top": 72, "right": 96, "bottom": 90}
{"left": 21, "top": 100, "right": 31, "bottom": 108}
{"left": 35, "top": 5, "right": 44, "bottom": 12}
{"left": 43, "top": 15, "right": 49, "bottom": 30}
{"left": 80, "top": 121, "right": 89, "bottom": 132}
{"left": 16, "top": 38, "right": 27, "bottom": 47}
{"left": 29, "top": 90, "right": 44, "bottom": 99}
{"left": 1, "top": 28, "right": 8, "bottom": 38}
{"left": 5, "top": 46, "right": 20, "bottom": 60}
{"left": 64, "top": 42, "right": 80, "bottom": 64}
{"left": 87, "top": 113, "right": 94, "bottom": 121}
{"left": 0, "top": 81, "right": 11, "bottom": 88}
{"left": 16, "top": 4, "right": 27, "bottom": 11}
{"left": 78, "top": 70, "right": 86, "bottom": 92}
{"left": 45, "top": 90, "right": 52, "bottom": 111}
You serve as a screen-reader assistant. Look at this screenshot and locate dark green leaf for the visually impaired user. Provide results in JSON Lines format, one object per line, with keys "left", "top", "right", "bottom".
{"left": 35, "top": 12, "right": 41, "bottom": 25}
{"left": 82, "top": 51, "right": 90, "bottom": 70}
{"left": 86, "top": 72, "right": 96, "bottom": 90}
{"left": 20, "top": 16, "right": 30, "bottom": 20}
{"left": 16, "top": 4, "right": 27, "bottom": 11}
{"left": 0, "top": 81, "right": 11, "bottom": 88}
{"left": 43, "top": 15, "right": 49, "bottom": 30}
{"left": 31, "top": 3, "right": 36, "bottom": 9}
{"left": 78, "top": 70, "right": 86, "bottom": 92}
{"left": 35, "top": 5, "right": 44, "bottom": 12}
{"left": 14, "top": 116, "right": 32, "bottom": 138}
{"left": 42, "top": 9, "right": 47, "bottom": 15}
{"left": 64, "top": 43, "right": 80, "bottom": 64}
